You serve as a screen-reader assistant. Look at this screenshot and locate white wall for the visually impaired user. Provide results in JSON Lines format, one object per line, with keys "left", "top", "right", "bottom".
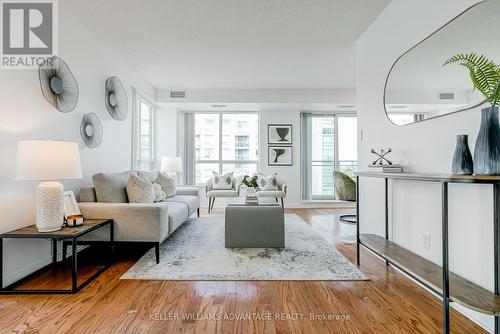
{"left": 356, "top": 0, "right": 492, "bottom": 331}
{"left": 0, "top": 3, "right": 154, "bottom": 286}
{"left": 259, "top": 109, "right": 302, "bottom": 205}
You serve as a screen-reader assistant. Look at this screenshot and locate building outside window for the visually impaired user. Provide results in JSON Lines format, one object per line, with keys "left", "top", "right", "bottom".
{"left": 194, "top": 113, "right": 258, "bottom": 184}
{"left": 302, "top": 113, "right": 357, "bottom": 200}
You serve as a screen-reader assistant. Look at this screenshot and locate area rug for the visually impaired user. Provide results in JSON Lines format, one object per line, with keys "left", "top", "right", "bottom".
{"left": 121, "top": 214, "right": 367, "bottom": 281}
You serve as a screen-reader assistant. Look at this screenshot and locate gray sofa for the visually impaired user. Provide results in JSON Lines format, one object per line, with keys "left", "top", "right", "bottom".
{"left": 77, "top": 171, "right": 200, "bottom": 263}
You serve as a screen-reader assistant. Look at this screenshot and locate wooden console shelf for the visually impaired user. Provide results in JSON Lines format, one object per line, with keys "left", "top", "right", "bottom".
{"left": 356, "top": 171, "right": 500, "bottom": 333}
{"left": 360, "top": 233, "right": 500, "bottom": 315}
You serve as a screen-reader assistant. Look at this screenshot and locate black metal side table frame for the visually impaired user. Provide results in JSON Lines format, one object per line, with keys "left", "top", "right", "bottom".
{"left": 0, "top": 219, "right": 113, "bottom": 294}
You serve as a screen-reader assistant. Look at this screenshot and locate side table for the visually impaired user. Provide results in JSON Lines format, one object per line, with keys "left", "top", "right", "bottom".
{"left": 0, "top": 219, "right": 113, "bottom": 294}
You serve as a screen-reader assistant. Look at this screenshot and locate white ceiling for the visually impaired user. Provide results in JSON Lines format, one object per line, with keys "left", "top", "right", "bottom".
{"left": 63, "top": 0, "right": 390, "bottom": 90}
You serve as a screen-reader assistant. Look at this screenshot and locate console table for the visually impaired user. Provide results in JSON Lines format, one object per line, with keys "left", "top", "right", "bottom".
{"left": 0, "top": 219, "right": 113, "bottom": 294}
{"left": 356, "top": 172, "right": 500, "bottom": 334}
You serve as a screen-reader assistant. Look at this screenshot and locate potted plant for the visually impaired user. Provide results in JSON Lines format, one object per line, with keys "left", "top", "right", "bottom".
{"left": 241, "top": 174, "right": 259, "bottom": 196}
{"left": 444, "top": 53, "right": 500, "bottom": 175}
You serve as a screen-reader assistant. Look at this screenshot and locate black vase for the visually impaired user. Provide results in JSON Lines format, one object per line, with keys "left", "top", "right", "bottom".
{"left": 474, "top": 106, "right": 500, "bottom": 175}
{"left": 451, "top": 135, "right": 473, "bottom": 175}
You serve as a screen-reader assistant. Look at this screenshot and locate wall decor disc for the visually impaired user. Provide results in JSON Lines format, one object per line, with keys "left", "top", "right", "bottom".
{"left": 80, "top": 113, "right": 103, "bottom": 149}
{"left": 105, "top": 76, "right": 128, "bottom": 121}
{"left": 38, "top": 56, "right": 79, "bottom": 113}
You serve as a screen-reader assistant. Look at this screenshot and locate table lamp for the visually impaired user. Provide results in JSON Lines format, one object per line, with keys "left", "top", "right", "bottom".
{"left": 16, "top": 140, "right": 82, "bottom": 232}
{"left": 160, "top": 156, "right": 183, "bottom": 184}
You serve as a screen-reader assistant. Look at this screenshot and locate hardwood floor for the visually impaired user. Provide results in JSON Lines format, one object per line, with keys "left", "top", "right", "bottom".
{"left": 0, "top": 208, "right": 488, "bottom": 334}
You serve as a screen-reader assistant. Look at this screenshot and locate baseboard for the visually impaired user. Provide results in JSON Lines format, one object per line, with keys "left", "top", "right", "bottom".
{"left": 3, "top": 256, "right": 52, "bottom": 287}
{"left": 2, "top": 246, "right": 86, "bottom": 288}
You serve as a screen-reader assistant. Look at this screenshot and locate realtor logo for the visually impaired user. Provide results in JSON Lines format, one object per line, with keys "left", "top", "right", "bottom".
{"left": 1, "top": 0, "right": 58, "bottom": 69}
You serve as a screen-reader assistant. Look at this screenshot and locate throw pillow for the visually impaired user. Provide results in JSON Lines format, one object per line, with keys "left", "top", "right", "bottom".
{"left": 155, "top": 172, "right": 176, "bottom": 198}
{"left": 152, "top": 183, "right": 166, "bottom": 202}
{"left": 126, "top": 174, "right": 156, "bottom": 203}
{"left": 258, "top": 172, "right": 279, "bottom": 191}
{"left": 212, "top": 171, "right": 234, "bottom": 190}
{"left": 138, "top": 171, "right": 160, "bottom": 183}
{"left": 93, "top": 171, "right": 137, "bottom": 203}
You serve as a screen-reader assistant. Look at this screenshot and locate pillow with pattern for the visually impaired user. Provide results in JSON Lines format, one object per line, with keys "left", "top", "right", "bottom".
{"left": 212, "top": 171, "right": 234, "bottom": 190}
{"left": 257, "top": 172, "right": 279, "bottom": 191}
{"left": 155, "top": 172, "right": 176, "bottom": 198}
{"left": 126, "top": 174, "right": 156, "bottom": 203}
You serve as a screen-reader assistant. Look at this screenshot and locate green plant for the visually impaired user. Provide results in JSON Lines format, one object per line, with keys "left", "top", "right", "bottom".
{"left": 241, "top": 174, "right": 259, "bottom": 189}
{"left": 443, "top": 53, "right": 500, "bottom": 107}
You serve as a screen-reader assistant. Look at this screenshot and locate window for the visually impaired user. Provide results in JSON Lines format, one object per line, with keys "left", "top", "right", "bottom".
{"left": 133, "top": 89, "right": 157, "bottom": 171}
{"left": 301, "top": 113, "right": 357, "bottom": 200}
{"left": 194, "top": 113, "right": 258, "bottom": 184}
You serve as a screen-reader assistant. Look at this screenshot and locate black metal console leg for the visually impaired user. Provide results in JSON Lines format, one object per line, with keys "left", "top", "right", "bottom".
{"left": 385, "top": 178, "right": 389, "bottom": 266}
{"left": 71, "top": 238, "right": 78, "bottom": 293}
{"left": 155, "top": 243, "right": 160, "bottom": 264}
{"left": 442, "top": 182, "right": 450, "bottom": 334}
{"left": 197, "top": 208, "right": 200, "bottom": 218}
{"left": 356, "top": 175, "right": 360, "bottom": 266}
{"left": 494, "top": 184, "right": 500, "bottom": 334}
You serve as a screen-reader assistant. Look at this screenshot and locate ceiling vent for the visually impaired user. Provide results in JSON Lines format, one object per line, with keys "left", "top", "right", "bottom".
{"left": 389, "top": 105, "right": 408, "bottom": 109}
{"left": 211, "top": 104, "right": 227, "bottom": 108}
{"left": 439, "top": 92, "right": 455, "bottom": 100}
{"left": 339, "top": 105, "right": 355, "bottom": 109}
{"left": 170, "top": 91, "right": 186, "bottom": 99}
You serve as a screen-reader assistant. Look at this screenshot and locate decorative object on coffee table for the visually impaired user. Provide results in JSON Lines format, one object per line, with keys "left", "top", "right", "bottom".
{"left": 105, "top": 76, "right": 128, "bottom": 121}
{"left": 268, "top": 146, "right": 292, "bottom": 166}
{"left": 268, "top": 124, "right": 292, "bottom": 144}
{"left": 38, "top": 56, "right": 79, "bottom": 113}
{"left": 451, "top": 134, "right": 473, "bottom": 175}
{"left": 444, "top": 53, "right": 500, "bottom": 175}
{"left": 16, "top": 140, "right": 82, "bottom": 232}
{"left": 80, "top": 113, "right": 103, "bottom": 149}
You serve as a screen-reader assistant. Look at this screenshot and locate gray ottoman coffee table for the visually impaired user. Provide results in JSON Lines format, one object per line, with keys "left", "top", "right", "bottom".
{"left": 225, "top": 204, "right": 284, "bottom": 248}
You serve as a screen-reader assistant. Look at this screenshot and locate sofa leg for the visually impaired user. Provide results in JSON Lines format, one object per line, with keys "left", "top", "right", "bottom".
{"left": 155, "top": 243, "right": 160, "bottom": 264}
{"left": 197, "top": 208, "right": 200, "bottom": 217}
{"left": 281, "top": 198, "right": 284, "bottom": 211}
{"left": 275, "top": 198, "right": 278, "bottom": 202}
{"left": 208, "top": 198, "right": 212, "bottom": 214}
{"left": 211, "top": 198, "right": 216, "bottom": 212}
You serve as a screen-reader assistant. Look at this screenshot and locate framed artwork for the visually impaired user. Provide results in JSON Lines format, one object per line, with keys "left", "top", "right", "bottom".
{"left": 268, "top": 124, "right": 292, "bottom": 144}
{"left": 268, "top": 146, "right": 292, "bottom": 166}
{"left": 63, "top": 191, "right": 81, "bottom": 219}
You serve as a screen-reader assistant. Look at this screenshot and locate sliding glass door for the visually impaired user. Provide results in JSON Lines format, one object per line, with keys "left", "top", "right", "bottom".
{"left": 301, "top": 113, "right": 357, "bottom": 200}
{"left": 311, "top": 116, "right": 336, "bottom": 199}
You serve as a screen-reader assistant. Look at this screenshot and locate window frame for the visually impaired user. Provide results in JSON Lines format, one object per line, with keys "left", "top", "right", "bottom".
{"left": 304, "top": 111, "right": 357, "bottom": 200}
{"left": 132, "top": 88, "right": 158, "bottom": 171}
{"left": 192, "top": 112, "right": 259, "bottom": 185}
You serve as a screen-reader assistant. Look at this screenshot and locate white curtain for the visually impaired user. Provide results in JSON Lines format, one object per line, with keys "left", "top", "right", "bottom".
{"left": 300, "top": 112, "right": 313, "bottom": 200}
{"left": 179, "top": 112, "right": 196, "bottom": 185}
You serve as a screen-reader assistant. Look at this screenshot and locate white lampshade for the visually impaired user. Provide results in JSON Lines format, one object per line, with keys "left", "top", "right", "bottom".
{"left": 161, "top": 156, "right": 183, "bottom": 173}
{"left": 16, "top": 140, "right": 83, "bottom": 181}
